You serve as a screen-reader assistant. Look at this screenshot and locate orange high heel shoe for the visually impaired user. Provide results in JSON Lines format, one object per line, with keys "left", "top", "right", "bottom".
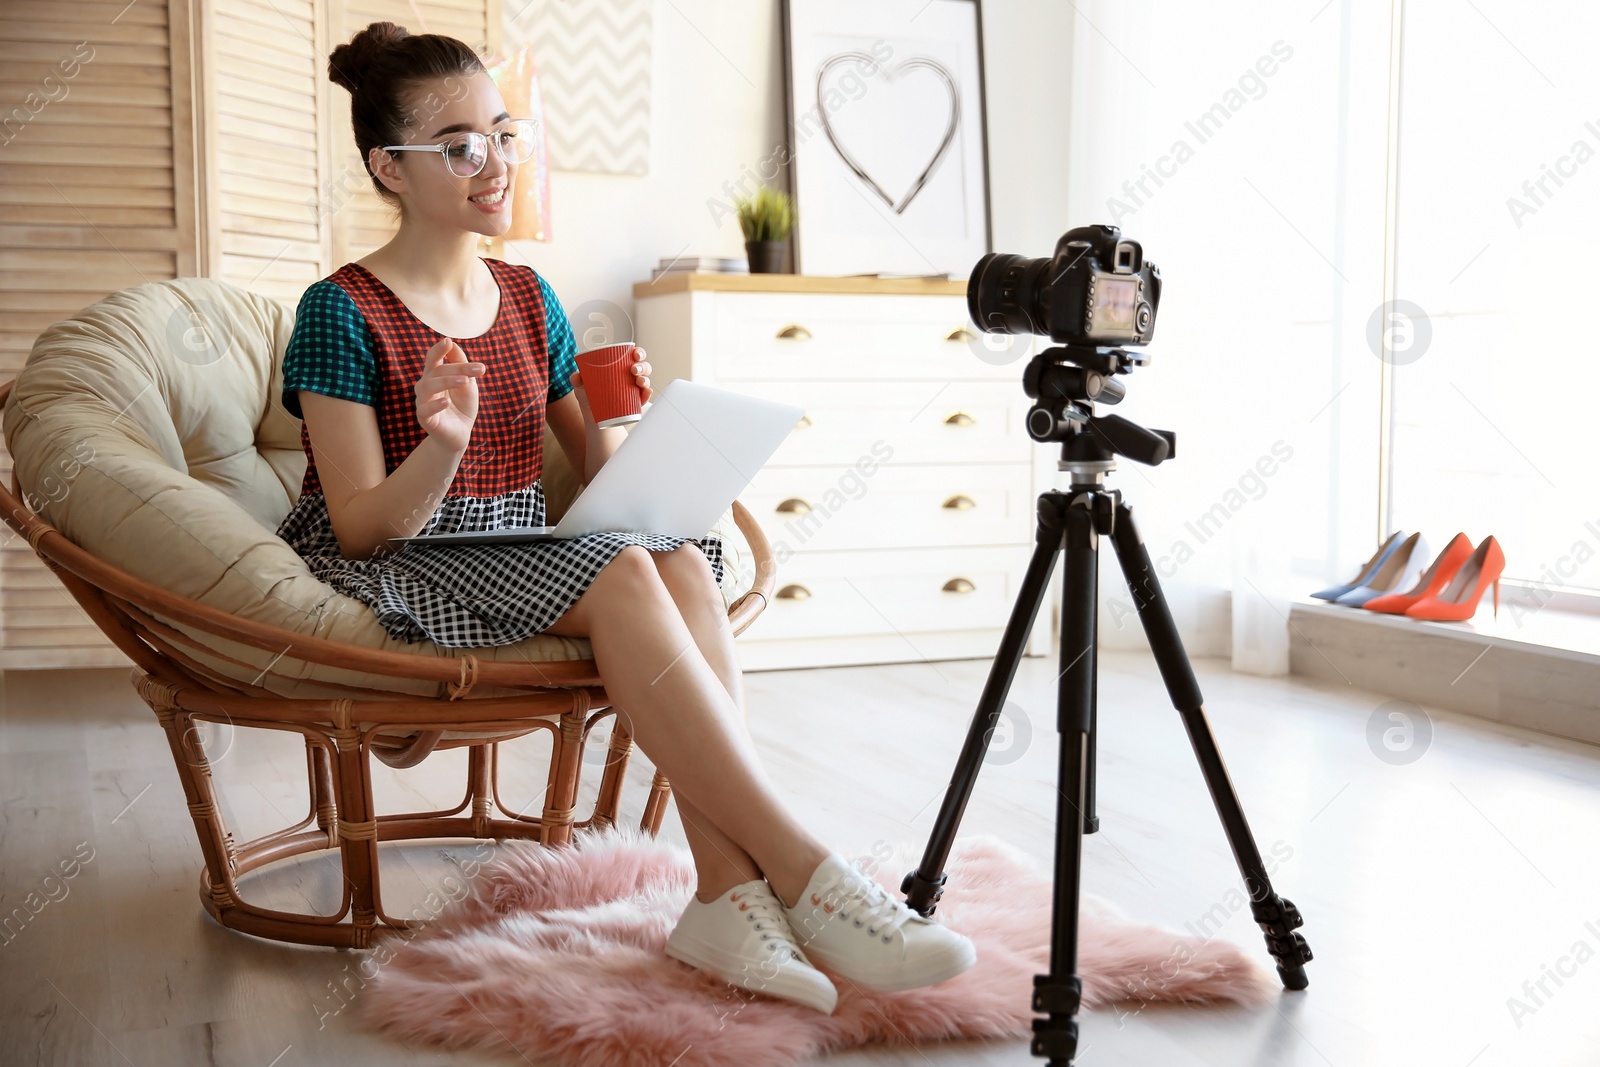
{"left": 1362, "top": 533, "right": 1474, "bottom": 615}
{"left": 1403, "top": 536, "right": 1505, "bottom": 622}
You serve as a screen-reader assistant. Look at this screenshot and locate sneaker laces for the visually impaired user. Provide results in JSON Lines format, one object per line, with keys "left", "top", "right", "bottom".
{"left": 817, "top": 868, "right": 915, "bottom": 940}
{"left": 733, "top": 884, "right": 805, "bottom": 962}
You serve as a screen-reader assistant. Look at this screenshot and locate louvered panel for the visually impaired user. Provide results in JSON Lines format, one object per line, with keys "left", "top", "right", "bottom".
{"left": 6, "top": 103, "right": 170, "bottom": 127}
{"left": 331, "top": 0, "right": 495, "bottom": 263}
{"left": 0, "top": 60, "right": 171, "bottom": 88}
{"left": 214, "top": 27, "right": 321, "bottom": 74}
{"left": 0, "top": 526, "right": 117, "bottom": 672}
{"left": 5, "top": 2, "right": 168, "bottom": 26}
{"left": 1, "top": 144, "right": 175, "bottom": 169}
{"left": 215, "top": 150, "right": 319, "bottom": 189}
{"left": 0, "top": 81, "right": 171, "bottom": 108}
{"left": 216, "top": 92, "right": 319, "bottom": 136}
{"left": 214, "top": 75, "right": 316, "bottom": 115}
{"left": 1, "top": 551, "right": 78, "bottom": 585}
{"left": 0, "top": 18, "right": 170, "bottom": 47}
{"left": 219, "top": 211, "right": 320, "bottom": 244}
{"left": 221, "top": 231, "right": 321, "bottom": 263}
{"left": 0, "top": 248, "right": 177, "bottom": 275}
{"left": 2, "top": 0, "right": 499, "bottom": 668}
{"left": 216, "top": 132, "right": 317, "bottom": 170}
{"left": 0, "top": 205, "right": 176, "bottom": 229}
{"left": 216, "top": 0, "right": 315, "bottom": 33}
{"left": 0, "top": 42, "right": 169, "bottom": 68}
{"left": 213, "top": 0, "right": 329, "bottom": 302}
{"left": 0, "top": 226, "right": 179, "bottom": 251}
{"left": 3, "top": 585, "right": 85, "bottom": 609}
{"left": 6, "top": 604, "right": 96, "bottom": 630}
{"left": 3, "top": 626, "right": 117, "bottom": 649}
{"left": 0, "top": 165, "right": 173, "bottom": 190}
{"left": 0, "top": 183, "right": 176, "bottom": 210}
{"left": 0, "top": 0, "right": 180, "bottom": 669}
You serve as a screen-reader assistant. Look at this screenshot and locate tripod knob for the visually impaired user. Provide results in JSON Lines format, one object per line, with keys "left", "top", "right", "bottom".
{"left": 1091, "top": 375, "right": 1126, "bottom": 405}
{"left": 1027, "top": 403, "right": 1088, "bottom": 441}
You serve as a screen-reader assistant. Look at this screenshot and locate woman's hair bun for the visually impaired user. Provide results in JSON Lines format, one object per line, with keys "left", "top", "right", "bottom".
{"left": 328, "top": 21, "right": 409, "bottom": 93}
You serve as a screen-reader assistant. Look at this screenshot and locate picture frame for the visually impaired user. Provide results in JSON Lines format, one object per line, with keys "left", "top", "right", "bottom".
{"left": 780, "top": 0, "right": 993, "bottom": 278}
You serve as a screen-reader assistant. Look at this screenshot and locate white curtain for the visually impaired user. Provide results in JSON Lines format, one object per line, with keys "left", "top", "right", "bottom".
{"left": 1065, "top": 0, "right": 1399, "bottom": 664}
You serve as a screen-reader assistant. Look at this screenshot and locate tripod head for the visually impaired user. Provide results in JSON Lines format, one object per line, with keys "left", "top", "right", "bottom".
{"left": 1022, "top": 344, "right": 1176, "bottom": 476}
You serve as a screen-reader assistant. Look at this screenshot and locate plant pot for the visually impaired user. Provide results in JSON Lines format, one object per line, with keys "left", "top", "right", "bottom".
{"left": 744, "top": 239, "right": 788, "bottom": 274}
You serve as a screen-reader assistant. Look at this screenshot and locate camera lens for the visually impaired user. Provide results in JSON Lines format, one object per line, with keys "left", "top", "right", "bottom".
{"left": 967, "top": 252, "right": 1051, "bottom": 336}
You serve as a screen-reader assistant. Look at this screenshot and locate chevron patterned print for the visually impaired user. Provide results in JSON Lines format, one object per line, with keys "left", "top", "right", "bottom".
{"left": 514, "top": 0, "right": 653, "bottom": 174}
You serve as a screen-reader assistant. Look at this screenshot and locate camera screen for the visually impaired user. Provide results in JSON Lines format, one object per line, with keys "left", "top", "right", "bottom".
{"left": 1091, "top": 276, "right": 1138, "bottom": 335}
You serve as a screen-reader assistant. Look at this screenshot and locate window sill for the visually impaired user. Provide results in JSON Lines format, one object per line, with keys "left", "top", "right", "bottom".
{"left": 1287, "top": 597, "right": 1600, "bottom": 746}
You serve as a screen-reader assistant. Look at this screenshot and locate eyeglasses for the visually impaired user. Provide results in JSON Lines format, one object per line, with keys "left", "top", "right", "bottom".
{"left": 381, "top": 119, "right": 539, "bottom": 179}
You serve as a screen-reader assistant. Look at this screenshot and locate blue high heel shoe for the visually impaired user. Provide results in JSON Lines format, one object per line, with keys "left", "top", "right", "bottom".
{"left": 1333, "top": 531, "right": 1429, "bottom": 608}
{"left": 1311, "top": 531, "right": 1406, "bottom": 601}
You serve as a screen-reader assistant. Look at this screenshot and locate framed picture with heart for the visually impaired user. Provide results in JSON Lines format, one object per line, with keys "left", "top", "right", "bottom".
{"left": 781, "top": 0, "right": 992, "bottom": 277}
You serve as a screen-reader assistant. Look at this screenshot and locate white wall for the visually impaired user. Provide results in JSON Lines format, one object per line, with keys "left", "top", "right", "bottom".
{"left": 504, "top": 0, "right": 1075, "bottom": 321}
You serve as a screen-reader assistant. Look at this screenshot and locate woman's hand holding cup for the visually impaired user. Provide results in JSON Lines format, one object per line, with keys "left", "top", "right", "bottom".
{"left": 570, "top": 343, "right": 650, "bottom": 429}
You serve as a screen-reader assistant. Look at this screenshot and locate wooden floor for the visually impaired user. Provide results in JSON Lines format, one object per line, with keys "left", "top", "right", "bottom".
{"left": 3, "top": 649, "right": 1599, "bottom": 1066}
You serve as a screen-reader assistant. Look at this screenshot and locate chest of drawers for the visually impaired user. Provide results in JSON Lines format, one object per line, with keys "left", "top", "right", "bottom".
{"left": 633, "top": 274, "right": 1057, "bottom": 671}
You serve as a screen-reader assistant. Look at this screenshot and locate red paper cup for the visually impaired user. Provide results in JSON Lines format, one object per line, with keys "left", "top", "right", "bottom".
{"left": 575, "top": 343, "right": 644, "bottom": 428}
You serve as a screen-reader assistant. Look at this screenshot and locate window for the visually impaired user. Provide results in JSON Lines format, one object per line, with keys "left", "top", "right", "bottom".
{"left": 1386, "top": 0, "right": 1600, "bottom": 598}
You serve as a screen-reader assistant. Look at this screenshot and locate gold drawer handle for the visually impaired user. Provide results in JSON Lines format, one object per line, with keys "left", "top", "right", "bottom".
{"left": 776, "top": 498, "right": 812, "bottom": 514}
{"left": 942, "top": 494, "right": 976, "bottom": 511}
{"left": 776, "top": 324, "right": 813, "bottom": 340}
{"left": 943, "top": 410, "right": 976, "bottom": 426}
{"left": 942, "top": 577, "right": 976, "bottom": 594}
{"left": 945, "top": 326, "right": 977, "bottom": 343}
{"left": 795, "top": 414, "right": 813, "bottom": 429}
{"left": 776, "top": 583, "right": 812, "bottom": 600}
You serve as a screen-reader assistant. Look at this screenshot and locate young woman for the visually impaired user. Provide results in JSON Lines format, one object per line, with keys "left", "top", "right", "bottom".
{"left": 278, "top": 22, "right": 976, "bottom": 1013}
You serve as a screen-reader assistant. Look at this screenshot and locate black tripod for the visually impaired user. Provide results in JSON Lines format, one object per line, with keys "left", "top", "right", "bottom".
{"left": 901, "top": 344, "right": 1313, "bottom": 1067}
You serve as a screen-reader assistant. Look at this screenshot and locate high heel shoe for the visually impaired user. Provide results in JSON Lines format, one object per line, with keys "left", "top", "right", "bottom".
{"left": 1403, "top": 536, "right": 1505, "bottom": 622}
{"left": 1333, "top": 532, "right": 1429, "bottom": 608}
{"left": 1311, "top": 531, "right": 1407, "bottom": 601}
{"left": 1363, "top": 533, "right": 1475, "bottom": 615}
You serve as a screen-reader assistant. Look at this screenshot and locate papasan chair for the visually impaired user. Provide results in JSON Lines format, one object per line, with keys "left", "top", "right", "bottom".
{"left": 0, "top": 276, "right": 775, "bottom": 949}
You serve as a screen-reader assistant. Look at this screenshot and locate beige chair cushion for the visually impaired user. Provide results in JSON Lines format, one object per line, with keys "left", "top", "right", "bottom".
{"left": 3, "top": 277, "right": 751, "bottom": 700}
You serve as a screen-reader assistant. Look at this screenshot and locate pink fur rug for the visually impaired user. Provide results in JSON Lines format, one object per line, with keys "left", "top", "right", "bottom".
{"left": 360, "top": 827, "right": 1271, "bottom": 1066}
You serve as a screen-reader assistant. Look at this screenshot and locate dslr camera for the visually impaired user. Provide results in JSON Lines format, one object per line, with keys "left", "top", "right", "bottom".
{"left": 966, "top": 224, "right": 1172, "bottom": 462}
{"left": 967, "top": 223, "right": 1160, "bottom": 347}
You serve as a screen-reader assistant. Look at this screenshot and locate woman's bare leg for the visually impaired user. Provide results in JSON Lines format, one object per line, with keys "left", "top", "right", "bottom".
{"left": 644, "top": 544, "right": 760, "bottom": 900}
{"left": 544, "top": 545, "right": 829, "bottom": 907}
{"left": 648, "top": 544, "right": 834, "bottom": 904}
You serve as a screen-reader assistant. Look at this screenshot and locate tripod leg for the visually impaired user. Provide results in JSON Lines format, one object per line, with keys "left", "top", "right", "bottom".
{"left": 1030, "top": 491, "right": 1098, "bottom": 1066}
{"left": 1107, "top": 497, "right": 1313, "bottom": 991}
{"left": 903, "top": 492, "right": 1065, "bottom": 917}
{"left": 1084, "top": 602, "right": 1099, "bottom": 835}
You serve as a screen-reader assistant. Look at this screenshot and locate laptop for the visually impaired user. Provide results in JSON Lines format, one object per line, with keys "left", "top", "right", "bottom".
{"left": 387, "top": 379, "right": 806, "bottom": 547}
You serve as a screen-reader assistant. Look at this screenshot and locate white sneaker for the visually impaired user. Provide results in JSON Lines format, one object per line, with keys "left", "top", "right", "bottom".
{"left": 665, "top": 877, "right": 838, "bottom": 1014}
{"left": 779, "top": 853, "right": 977, "bottom": 993}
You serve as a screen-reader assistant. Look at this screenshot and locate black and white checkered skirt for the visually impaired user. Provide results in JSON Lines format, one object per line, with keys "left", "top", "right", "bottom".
{"left": 275, "top": 481, "right": 725, "bottom": 648}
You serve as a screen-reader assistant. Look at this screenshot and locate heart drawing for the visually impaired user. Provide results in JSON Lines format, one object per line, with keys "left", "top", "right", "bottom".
{"left": 814, "top": 51, "right": 961, "bottom": 215}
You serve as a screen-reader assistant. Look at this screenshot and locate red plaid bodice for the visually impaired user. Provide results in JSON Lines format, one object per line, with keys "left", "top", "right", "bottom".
{"left": 296, "top": 258, "right": 553, "bottom": 499}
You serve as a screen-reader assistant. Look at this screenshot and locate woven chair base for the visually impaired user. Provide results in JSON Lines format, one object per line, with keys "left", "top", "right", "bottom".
{"left": 133, "top": 670, "right": 673, "bottom": 949}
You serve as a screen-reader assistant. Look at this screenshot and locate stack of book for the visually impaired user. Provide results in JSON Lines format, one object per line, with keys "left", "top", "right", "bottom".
{"left": 649, "top": 255, "right": 750, "bottom": 280}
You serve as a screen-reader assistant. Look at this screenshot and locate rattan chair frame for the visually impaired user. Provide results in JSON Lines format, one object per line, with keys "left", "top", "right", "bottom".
{"left": 0, "top": 379, "right": 775, "bottom": 948}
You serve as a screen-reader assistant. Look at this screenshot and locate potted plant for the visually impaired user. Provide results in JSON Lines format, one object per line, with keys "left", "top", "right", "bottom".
{"left": 735, "top": 185, "right": 795, "bottom": 274}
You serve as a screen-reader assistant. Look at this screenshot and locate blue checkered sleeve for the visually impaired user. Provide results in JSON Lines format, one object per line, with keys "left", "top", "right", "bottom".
{"left": 538, "top": 273, "right": 579, "bottom": 402}
{"left": 281, "top": 280, "right": 378, "bottom": 419}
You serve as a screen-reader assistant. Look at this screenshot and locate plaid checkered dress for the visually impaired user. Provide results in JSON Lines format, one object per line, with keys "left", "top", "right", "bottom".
{"left": 274, "top": 258, "right": 724, "bottom": 648}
